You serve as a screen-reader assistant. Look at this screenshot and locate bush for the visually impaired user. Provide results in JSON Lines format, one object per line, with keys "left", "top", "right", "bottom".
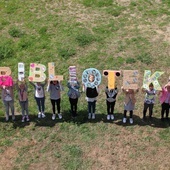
{"left": 126, "top": 57, "right": 136, "bottom": 64}
{"left": 76, "top": 33, "right": 95, "bottom": 47}
{"left": 58, "top": 47, "right": 76, "bottom": 59}
{"left": 136, "top": 53, "right": 152, "bottom": 65}
{"left": 8, "top": 27, "right": 24, "bottom": 38}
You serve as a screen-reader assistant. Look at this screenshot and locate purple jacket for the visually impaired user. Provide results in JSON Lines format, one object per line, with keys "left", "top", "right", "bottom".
{"left": 159, "top": 87, "right": 170, "bottom": 104}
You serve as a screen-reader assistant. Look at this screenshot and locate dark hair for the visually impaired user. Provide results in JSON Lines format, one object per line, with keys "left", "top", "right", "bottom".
{"left": 149, "top": 83, "right": 154, "bottom": 87}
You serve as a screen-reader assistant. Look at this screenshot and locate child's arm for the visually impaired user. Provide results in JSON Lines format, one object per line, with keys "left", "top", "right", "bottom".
{"left": 59, "top": 81, "right": 64, "bottom": 91}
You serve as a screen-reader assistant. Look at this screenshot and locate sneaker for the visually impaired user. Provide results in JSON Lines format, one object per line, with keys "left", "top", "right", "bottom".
{"left": 38, "top": 112, "right": 41, "bottom": 118}
{"left": 52, "top": 114, "right": 56, "bottom": 120}
{"left": 129, "top": 118, "right": 133, "bottom": 124}
{"left": 88, "top": 113, "right": 91, "bottom": 119}
{"left": 110, "top": 114, "right": 114, "bottom": 120}
{"left": 12, "top": 115, "right": 15, "bottom": 121}
{"left": 26, "top": 115, "right": 30, "bottom": 122}
{"left": 123, "top": 117, "right": 127, "bottom": 123}
{"left": 107, "top": 115, "right": 110, "bottom": 120}
{"left": 22, "top": 116, "right": 25, "bottom": 123}
{"left": 58, "top": 113, "right": 62, "bottom": 119}
{"left": 5, "top": 115, "right": 9, "bottom": 122}
{"left": 41, "top": 112, "right": 46, "bottom": 118}
{"left": 92, "top": 113, "right": 95, "bottom": 119}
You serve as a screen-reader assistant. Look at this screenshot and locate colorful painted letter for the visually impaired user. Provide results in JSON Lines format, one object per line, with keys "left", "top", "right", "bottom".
{"left": 143, "top": 70, "right": 164, "bottom": 90}
{"left": 28, "top": 63, "right": 46, "bottom": 82}
{"left": 123, "top": 70, "right": 139, "bottom": 90}
{"left": 0, "top": 67, "right": 13, "bottom": 86}
{"left": 69, "top": 66, "right": 77, "bottom": 83}
{"left": 103, "top": 70, "right": 121, "bottom": 89}
{"left": 82, "top": 68, "right": 101, "bottom": 88}
{"left": 18, "top": 63, "right": 25, "bottom": 81}
{"left": 48, "top": 62, "right": 63, "bottom": 81}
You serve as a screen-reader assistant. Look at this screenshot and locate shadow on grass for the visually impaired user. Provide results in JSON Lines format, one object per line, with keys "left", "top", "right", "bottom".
{"left": 0, "top": 111, "right": 169, "bottom": 129}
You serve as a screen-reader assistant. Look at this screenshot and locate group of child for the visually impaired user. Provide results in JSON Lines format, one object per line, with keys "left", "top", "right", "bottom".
{"left": 1, "top": 77, "right": 170, "bottom": 124}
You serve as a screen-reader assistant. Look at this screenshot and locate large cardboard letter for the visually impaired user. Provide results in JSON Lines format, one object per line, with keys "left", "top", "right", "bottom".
{"left": 123, "top": 70, "right": 139, "bottom": 90}
{"left": 82, "top": 68, "right": 101, "bottom": 88}
{"left": 0, "top": 67, "right": 13, "bottom": 86}
{"left": 103, "top": 70, "right": 121, "bottom": 89}
{"left": 69, "top": 66, "right": 77, "bottom": 83}
{"left": 18, "top": 63, "right": 25, "bottom": 81}
{"left": 143, "top": 70, "right": 164, "bottom": 90}
{"left": 48, "top": 62, "right": 63, "bottom": 81}
{"left": 28, "top": 63, "right": 46, "bottom": 82}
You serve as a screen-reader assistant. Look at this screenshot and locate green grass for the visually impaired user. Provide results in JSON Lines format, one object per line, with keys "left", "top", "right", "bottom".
{"left": 0, "top": 0, "right": 170, "bottom": 169}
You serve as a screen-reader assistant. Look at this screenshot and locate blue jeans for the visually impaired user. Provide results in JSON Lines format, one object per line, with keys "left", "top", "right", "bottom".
{"left": 88, "top": 101, "right": 96, "bottom": 114}
{"left": 35, "top": 97, "right": 45, "bottom": 112}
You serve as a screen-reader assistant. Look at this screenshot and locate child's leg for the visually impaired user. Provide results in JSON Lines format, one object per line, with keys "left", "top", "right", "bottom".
{"left": 106, "top": 101, "right": 110, "bottom": 115}
{"left": 69, "top": 98, "right": 74, "bottom": 113}
{"left": 165, "top": 103, "right": 169, "bottom": 118}
{"left": 143, "top": 103, "right": 148, "bottom": 118}
{"left": 130, "top": 110, "right": 133, "bottom": 118}
{"left": 3, "top": 100, "right": 9, "bottom": 120}
{"left": 56, "top": 98, "right": 61, "bottom": 113}
{"left": 25, "top": 100, "right": 29, "bottom": 116}
{"left": 92, "top": 101, "right": 96, "bottom": 114}
{"left": 50, "top": 99, "right": 56, "bottom": 114}
{"left": 110, "top": 101, "right": 116, "bottom": 115}
{"left": 73, "top": 98, "right": 78, "bottom": 115}
{"left": 40, "top": 97, "right": 45, "bottom": 113}
{"left": 123, "top": 110, "right": 127, "bottom": 118}
{"left": 88, "top": 102, "right": 92, "bottom": 113}
{"left": 161, "top": 103, "right": 166, "bottom": 119}
{"left": 35, "top": 97, "right": 41, "bottom": 112}
{"left": 9, "top": 100, "right": 14, "bottom": 117}
{"left": 19, "top": 101, "right": 25, "bottom": 116}
{"left": 149, "top": 104, "right": 154, "bottom": 118}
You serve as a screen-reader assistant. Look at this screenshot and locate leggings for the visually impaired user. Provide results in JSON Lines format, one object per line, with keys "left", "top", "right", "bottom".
{"left": 88, "top": 101, "right": 96, "bottom": 114}
{"left": 161, "top": 102, "right": 169, "bottom": 119}
{"left": 106, "top": 101, "right": 116, "bottom": 115}
{"left": 143, "top": 103, "right": 154, "bottom": 118}
{"left": 3, "top": 100, "right": 15, "bottom": 118}
{"left": 124, "top": 110, "right": 133, "bottom": 118}
{"left": 51, "top": 99, "right": 61, "bottom": 114}
{"left": 19, "top": 100, "right": 29, "bottom": 116}
{"left": 69, "top": 98, "right": 78, "bottom": 116}
{"left": 35, "top": 97, "right": 45, "bottom": 112}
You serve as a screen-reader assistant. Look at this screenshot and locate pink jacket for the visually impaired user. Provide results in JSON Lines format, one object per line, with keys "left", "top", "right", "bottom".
{"left": 0, "top": 76, "right": 13, "bottom": 87}
{"left": 159, "top": 87, "right": 170, "bottom": 104}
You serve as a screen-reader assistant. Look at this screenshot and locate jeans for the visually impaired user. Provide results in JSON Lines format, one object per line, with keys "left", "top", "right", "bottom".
{"left": 35, "top": 97, "right": 45, "bottom": 112}
{"left": 88, "top": 101, "right": 96, "bottom": 114}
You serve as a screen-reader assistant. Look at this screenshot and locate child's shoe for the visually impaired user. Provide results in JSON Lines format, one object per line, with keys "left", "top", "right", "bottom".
{"left": 123, "top": 117, "right": 127, "bottom": 123}
{"left": 107, "top": 114, "right": 110, "bottom": 120}
{"left": 5, "top": 115, "right": 9, "bottom": 122}
{"left": 92, "top": 113, "right": 95, "bottom": 119}
{"left": 41, "top": 112, "right": 46, "bottom": 118}
{"left": 52, "top": 114, "right": 56, "bottom": 120}
{"left": 88, "top": 113, "right": 91, "bottom": 119}
{"left": 22, "top": 116, "right": 25, "bottom": 123}
{"left": 58, "top": 113, "right": 62, "bottom": 119}
{"left": 129, "top": 118, "right": 133, "bottom": 124}
{"left": 26, "top": 115, "right": 30, "bottom": 122}
{"left": 110, "top": 114, "right": 114, "bottom": 120}
{"left": 12, "top": 115, "right": 15, "bottom": 121}
{"left": 38, "top": 112, "right": 41, "bottom": 118}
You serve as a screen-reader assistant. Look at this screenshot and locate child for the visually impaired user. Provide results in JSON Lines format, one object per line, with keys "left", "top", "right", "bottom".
{"left": 142, "top": 83, "right": 156, "bottom": 120}
{"left": 83, "top": 74, "right": 99, "bottom": 119}
{"left": 67, "top": 80, "right": 80, "bottom": 117}
{"left": 122, "top": 87, "right": 138, "bottom": 124}
{"left": 1, "top": 85, "right": 15, "bottom": 121}
{"left": 159, "top": 82, "right": 170, "bottom": 120}
{"left": 29, "top": 80, "right": 47, "bottom": 118}
{"left": 105, "top": 86, "right": 118, "bottom": 120}
{"left": 47, "top": 80, "right": 63, "bottom": 120}
{"left": 16, "top": 80, "right": 29, "bottom": 122}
